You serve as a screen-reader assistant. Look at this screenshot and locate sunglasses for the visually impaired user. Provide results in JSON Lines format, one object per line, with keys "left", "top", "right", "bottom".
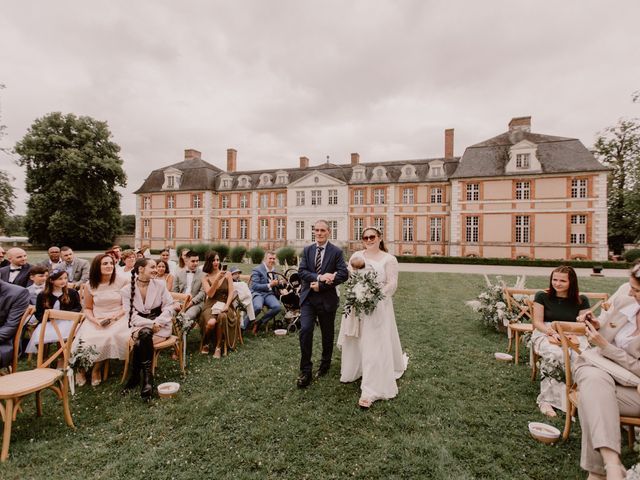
{"left": 362, "top": 235, "right": 377, "bottom": 241}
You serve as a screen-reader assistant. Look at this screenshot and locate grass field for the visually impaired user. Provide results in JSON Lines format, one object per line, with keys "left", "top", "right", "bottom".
{"left": 0, "top": 272, "right": 633, "bottom": 479}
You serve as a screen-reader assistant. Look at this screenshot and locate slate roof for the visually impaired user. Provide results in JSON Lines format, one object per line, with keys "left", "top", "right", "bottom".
{"left": 134, "top": 158, "right": 222, "bottom": 194}
{"left": 450, "top": 130, "right": 608, "bottom": 179}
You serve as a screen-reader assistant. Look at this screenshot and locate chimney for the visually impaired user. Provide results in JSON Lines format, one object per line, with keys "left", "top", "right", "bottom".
{"left": 351, "top": 153, "right": 360, "bottom": 165}
{"left": 226, "top": 148, "right": 237, "bottom": 172}
{"left": 444, "top": 129, "right": 454, "bottom": 158}
{"left": 299, "top": 156, "right": 309, "bottom": 169}
{"left": 508, "top": 116, "right": 531, "bottom": 133}
{"left": 184, "top": 149, "right": 201, "bottom": 161}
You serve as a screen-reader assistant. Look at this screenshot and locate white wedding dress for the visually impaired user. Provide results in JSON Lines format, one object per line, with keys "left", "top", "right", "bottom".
{"left": 338, "top": 251, "right": 408, "bottom": 402}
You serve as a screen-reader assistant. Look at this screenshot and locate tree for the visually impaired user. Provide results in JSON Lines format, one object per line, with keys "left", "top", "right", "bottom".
{"left": 594, "top": 118, "right": 640, "bottom": 253}
{"left": 2, "top": 215, "right": 26, "bottom": 236}
{"left": 0, "top": 84, "right": 16, "bottom": 233}
{"left": 121, "top": 214, "right": 136, "bottom": 235}
{"left": 14, "top": 112, "right": 127, "bottom": 248}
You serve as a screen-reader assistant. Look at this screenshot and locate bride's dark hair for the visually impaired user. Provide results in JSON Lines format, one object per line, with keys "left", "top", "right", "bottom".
{"left": 361, "top": 227, "right": 387, "bottom": 252}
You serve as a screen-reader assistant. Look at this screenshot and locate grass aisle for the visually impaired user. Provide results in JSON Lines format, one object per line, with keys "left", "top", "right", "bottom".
{"left": 1, "top": 273, "right": 631, "bottom": 479}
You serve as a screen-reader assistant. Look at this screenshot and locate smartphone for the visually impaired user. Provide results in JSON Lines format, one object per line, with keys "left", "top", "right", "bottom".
{"left": 222, "top": 264, "right": 227, "bottom": 271}
{"left": 100, "top": 318, "right": 111, "bottom": 327}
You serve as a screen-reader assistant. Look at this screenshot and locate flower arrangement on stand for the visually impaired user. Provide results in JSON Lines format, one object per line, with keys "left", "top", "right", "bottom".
{"left": 343, "top": 271, "right": 385, "bottom": 319}
{"left": 466, "top": 275, "right": 527, "bottom": 332}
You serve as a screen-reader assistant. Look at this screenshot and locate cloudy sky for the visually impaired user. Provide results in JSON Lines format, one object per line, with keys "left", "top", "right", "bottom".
{"left": 1, "top": 1, "right": 639, "bottom": 215}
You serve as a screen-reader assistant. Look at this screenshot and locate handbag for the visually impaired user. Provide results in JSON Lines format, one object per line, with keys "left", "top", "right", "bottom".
{"left": 580, "top": 347, "right": 640, "bottom": 387}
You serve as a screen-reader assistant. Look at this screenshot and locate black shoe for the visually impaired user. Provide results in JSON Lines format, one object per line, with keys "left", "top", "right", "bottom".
{"left": 296, "top": 372, "right": 312, "bottom": 388}
{"left": 315, "top": 366, "right": 330, "bottom": 379}
{"left": 140, "top": 360, "right": 154, "bottom": 401}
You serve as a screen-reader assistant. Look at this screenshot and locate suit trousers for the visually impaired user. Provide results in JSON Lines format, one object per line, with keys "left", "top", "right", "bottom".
{"left": 575, "top": 364, "right": 640, "bottom": 475}
{"left": 299, "top": 293, "right": 336, "bottom": 374}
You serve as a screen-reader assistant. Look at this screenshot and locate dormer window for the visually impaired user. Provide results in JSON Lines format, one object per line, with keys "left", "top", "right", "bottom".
{"left": 351, "top": 165, "right": 366, "bottom": 182}
{"left": 162, "top": 167, "right": 183, "bottom": 190}
{"left": 373, "top": 167, "right": 388, "bottom": 181}
{"left": 238, "top": 175, "right": 251, "bottom": 188}
{"left": 399, "top": 164, "right": 418, "bottom": 181}
{"left": 428, "top": 161, "right": 445, "bottom": 178}
{"left": 516, "top": 153, "right": 530, "bottom": 169}
{"left": 219, "top": 175, "right": 232, "bottom": 189}
{"left": 276, "top": 170, "right": 288, "bottom": 184}
{"left": 259, "top": 173, "right": 272, "bottom": 186}
{"left": 507, "top": 140, "right": 540, "bottom": 173}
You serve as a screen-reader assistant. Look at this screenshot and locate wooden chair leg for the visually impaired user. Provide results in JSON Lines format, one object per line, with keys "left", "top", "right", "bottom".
{"left": 151, "top": 350, "right": 158, "bottom": 375}
{"left": 514, "top": 331, "right": 520, "bottom": 365}
{"left": 1, "top": 398, "right": 14, "bottom": 462}
{"left": 60, "top": 379, "right": 75, "bottom": 429}
{"left": 35, "top": 391, "right": 43, "bottom": 417}
{"left": 562, "top": 403, "right": 574, "bottom": 440}
{"left": 121, "top": 351, "right": 130, "bottom": 384}
{"left": 627, "top": 425, "right": 635, "bottom": 449}
{"left": 102, "top": 360, "right": 109, "bottom": 381}
{"left": 531, "top": 351, "right": 539, "bottom": 381}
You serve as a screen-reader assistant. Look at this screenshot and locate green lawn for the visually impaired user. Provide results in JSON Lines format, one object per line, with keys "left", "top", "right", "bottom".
{"left": 0, "top": 273, "right": 632, "bottom": 479}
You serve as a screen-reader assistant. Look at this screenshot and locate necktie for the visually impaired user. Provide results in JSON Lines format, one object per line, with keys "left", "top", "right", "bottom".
{"left": 315, "top": 246, "right": 324, "bottom": 273}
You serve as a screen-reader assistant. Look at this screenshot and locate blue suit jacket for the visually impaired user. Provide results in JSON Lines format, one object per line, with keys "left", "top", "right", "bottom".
{"left": 298, "top": 242, "right": 348, "bottom": 310}
{"left": 0, "top": 280, "right": 30, "bottom": 368}
{"left": 250, "top": 263, "right": 278, "bottom": 299}
{"left": 0, "top": 263, "right": 33, "bottom": 288}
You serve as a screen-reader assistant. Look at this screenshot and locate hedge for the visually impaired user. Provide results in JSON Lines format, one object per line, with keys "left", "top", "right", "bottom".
{"left": 623, "top": 249, "right": 640, "bottom": 263}
{"left": 229, "top": 245, "right": 247, "bottom": 263}
{"left": 394, "top": 255, "right": 630, "bottom": 269}
{"left": 248, "top": 246, "right": 265, "bottom": 264}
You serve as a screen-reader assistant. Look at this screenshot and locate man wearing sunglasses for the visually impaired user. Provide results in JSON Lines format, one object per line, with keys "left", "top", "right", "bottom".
{"left": 296, "top": 219, "right": 348, "bottom": 388}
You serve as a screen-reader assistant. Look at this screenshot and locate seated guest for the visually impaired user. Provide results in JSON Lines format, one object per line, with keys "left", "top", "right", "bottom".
{"left": 155, "top": 259, "right": 174, "bottom": 291}
{"left": 26, "top": 265, "right": 48, "bottom": 325}
{"left": 574, "top": 262, "right": 640, "bottom": 480}
{"left": 0, "top": 279, "right": 30, "bottom": 369}
{"left": 116, "top": 249, "right": 136, "bottom": 278}
{"left": 250, "top": 251, "right": 283, "bottom": 332}
{"left": 0, "top": 246, "right": 8, "bottom": 268}
{"left": 110, "top": 245, "right": 122, "bottom": 265}
{"left": 60, "top": 246, "right": 90, "bottom": 289}
{"left": 159, "top": 248, "right": 178, "bottom": 274}
{"left": 72, "top": 254, "right": 129, "bottom": 387}
{"left": 39, "top": 246, "right": 63, "bottom": 272}
{"left": 0, "top": 247, "right": 33, "bottom": 288}
{"left": 230, "top": 267, "right": 255, "bottom": 330}
{"left": 120, "top": 258, "right": 177, "bottom": 400}
{"left": 531, "top": 266, "right": 590, "bottom": 417}
{"left": 25, "top": 269, "right": 82, "bottom": 355}
{"left": 199, "top": 251, "right": 237, "bottom": 358}
{"left": 172, "top": 250, "right": 206, "bottom": 330}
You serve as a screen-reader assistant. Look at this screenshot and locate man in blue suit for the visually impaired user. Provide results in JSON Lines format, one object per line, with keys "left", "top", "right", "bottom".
{"left": 250, "top": 251, "right": 283, "bottom": 331}
{"left": 0, "top": 248, "right": 32, "bottom": 288}
{"left": 0, "top": 279, "right": 30, "bottom": 369}
{"left": 296, "top": 220, "right": 348, "bottom": 388}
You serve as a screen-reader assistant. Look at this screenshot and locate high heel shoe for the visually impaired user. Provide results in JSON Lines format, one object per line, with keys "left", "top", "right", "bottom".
{"left": 75, "top": 371, "right": 87, "bottom": 387}
{"left": 213, "top": 347, "right": 222, "bottom": 359}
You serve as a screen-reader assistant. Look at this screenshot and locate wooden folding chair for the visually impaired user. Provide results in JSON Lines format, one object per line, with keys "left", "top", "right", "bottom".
{"left": 0, "top": 310, "right": 84, "bottom": 461}
{"left": 2, "top": 305, "right": 36, "bottom": 374}
{"left": 503, "top": 288, "right": 537, "bottom": 365}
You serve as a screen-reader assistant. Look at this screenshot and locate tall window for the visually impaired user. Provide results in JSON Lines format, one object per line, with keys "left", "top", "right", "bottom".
{"left": 167, "top": 219, "right": 175, "bottom": 239}
{"left": 276, "top": 218, "right": 285, "bottom": 240}
{"left": 192, "top": 194, "right": 202, "bottom": 208}
{"left": 192, "top": 219, "right": 201, "bottom": 239}
{"left": 328, "top": 189, "right": 338, "bottom": 205}
{"left": 571, "top": 214, "right": 587, "bottom": 224}
{"left": 222, "top": 179, "right": 230, "bottom": 188}
{"left": 260, "top": 193, "right": 269, "bottom": 208}
{"left": 515, "top": 215, "right": 530, "bottom": 243}
{"left": 143, "top": 219, "right": 150, "bottom": 240}
{"left": 239, "top": 219, "right": 248, "bottom": 240}
{"left": 374, "top": 217, "right": 384, "bottom": 236}
{"left": 277, "top": 192, "right": 285, "bottom": 208}
{"left": 167, "top": 176, "right": 175, "bottom": 188}
{"left": 402, "top": 218, "right": 414, "bottom": 242}
{"left": 571, "top": 233, "right": 586, "bottom": 244}
{"left": 328, "top": 220, "right": 338, "bottom": 240}
{"left": 430, "top": 187, "right": 443, "bottom": 204}
{"left": 240, "top": 194, "right": 248, "bottom": 208}
{"left": 221, "top": 195, "right": 228, "bottom": 209}
{"left": 466, "top": 183, "right": 479, "bottom": 201}
{"left": 516, "top": 153, "right": 530, "bottom": 169}
{"left": 221, "top": 219, "right": 229, "bottom": 240}
{"left": 430, "top": 217, "right": 442, "bottom": 242}
{"left": 571, "top": 179, "right": 588, "bottom": 198}
{"left": 353, "top": 218, "right": 364, "bottom": 240}
{"left": 296, "top": 221, "right": 305, "bottom": 240}
{"left": 353, "top": 190, "right": 364, "bottom": 205}
{"left": 465, "top": 216, "right": 479, "bottom": 242}
{"left": 143, "top": 196, "right": 151, "bottom": 210}
{"left": 374, "top": 188, "right": 385, "bottom": 205}
{"left": 296, "top": 191, "right": 305, "bottom": 206}
{"left": 260, "top": 218, "right": 269, "bottom": 239}
{"left": 167, "top": 194, "right": 175, "bottom": 209}
{"left": 515, "top": 181, "right": 530, "bottom": 200}
{"left": 311, "top": 190, "right": 322, "bottom": 206}
{"left": 402, "top": 188, "right": 414, "bottom": 204}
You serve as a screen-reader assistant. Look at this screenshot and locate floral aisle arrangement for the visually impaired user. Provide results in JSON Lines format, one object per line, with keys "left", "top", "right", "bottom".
{"left": 69, "top": 339, "right": 99, "bottom": 371}
{"left": 343, "top": 271, "right": 385, "bottom": 319}
{"left": 466, "top": 275, "right": 527, "bottom": 332}
{"left": 174, "top": 312, "right": 195, "bottom": 334}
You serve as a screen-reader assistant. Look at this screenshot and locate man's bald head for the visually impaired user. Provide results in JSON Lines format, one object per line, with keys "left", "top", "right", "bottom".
{"left": 7, "top": 248, "right": 28, "bottom": 267}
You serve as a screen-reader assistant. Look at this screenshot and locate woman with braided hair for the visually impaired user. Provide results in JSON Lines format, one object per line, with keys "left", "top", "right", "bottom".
{"left": 120, "top": 258, "right": 177, "bottom": 400}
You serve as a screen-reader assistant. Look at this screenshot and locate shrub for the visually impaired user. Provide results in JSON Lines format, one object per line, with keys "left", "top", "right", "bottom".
{"left": 623, "top": 249, "right": 640, "bottom": 263}
{"left": 394, "top": 255, "right": 630, "bottom": 269}
{"left": 211, "top": 243, "right": 230, "bottom": 262}
{"left": 248, "top": 246, "right": 265, "bottom": 264}
{"left": 229, "top": 245, "right": 247, "bottom": 263}
{"left": 276, "top": 246, "right": 297, "bottom": 266}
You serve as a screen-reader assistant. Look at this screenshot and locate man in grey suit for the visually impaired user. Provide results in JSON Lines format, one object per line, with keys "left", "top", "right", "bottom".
{"left": 60, "top": 247, "right": 90, "bottom": 289}
{"left": 0, "top": 279, "right": 30, "bottom": 369}
{"left": 172, "top": 250, "right": 206, "bottom": 326}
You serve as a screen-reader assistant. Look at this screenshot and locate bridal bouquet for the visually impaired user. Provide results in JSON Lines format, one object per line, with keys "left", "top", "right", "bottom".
{"left": 343, "top": 271, "right": 385, "bottom": 319}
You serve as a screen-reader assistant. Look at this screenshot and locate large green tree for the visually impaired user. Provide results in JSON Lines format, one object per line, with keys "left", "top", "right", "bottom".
{"left": 594, "top": 118, "right": 640, "bottom": 253}
{"left": 15, "top": 112, "right": 127, "bottom": 248}
{"left": 0, "top": 83, "right": 16, "bottom": 233}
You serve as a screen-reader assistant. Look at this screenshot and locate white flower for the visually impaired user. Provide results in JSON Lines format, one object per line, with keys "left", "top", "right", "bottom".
{"left": 353, "top": 283, "right": 367, "bottom": 301}
{"left": 496, "top": 301, "right": 506, "bottom": 309}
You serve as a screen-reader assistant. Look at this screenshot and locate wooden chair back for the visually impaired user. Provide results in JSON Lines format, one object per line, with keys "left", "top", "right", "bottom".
{"left": 582, "top": 292, "right": 609, "bottom": 315}
{"left": 10, "top": 305, "right": 36, "bottom": 373}
{"left": 36, "top": 310, "right": 84, "bottom": 370}
{"left": 170, "top": 292, "right": 192, "bottom": 313}
{"left": 503, "top": 288, "right": 537, "bottom": 322}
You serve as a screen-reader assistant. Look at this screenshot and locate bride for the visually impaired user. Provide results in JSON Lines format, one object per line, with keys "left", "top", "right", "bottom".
{"left": 338, "top": 226, "right": 408, "bottom": 408}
